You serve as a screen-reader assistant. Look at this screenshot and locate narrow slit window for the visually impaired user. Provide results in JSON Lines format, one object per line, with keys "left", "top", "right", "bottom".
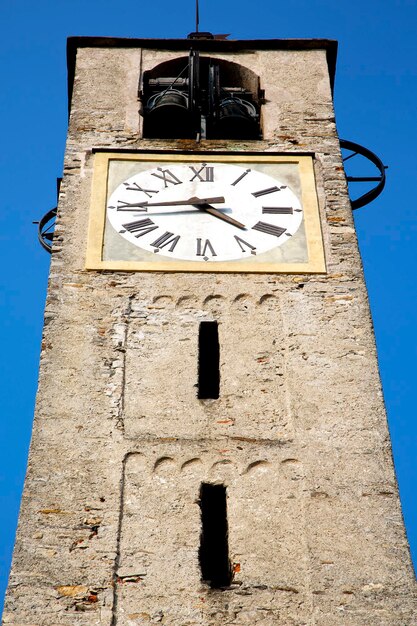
{"left": 199, "top": 483, "right": 232, "bottom": 588}
{"left": 198, "top": 321, "right": 220, "bottom": 399}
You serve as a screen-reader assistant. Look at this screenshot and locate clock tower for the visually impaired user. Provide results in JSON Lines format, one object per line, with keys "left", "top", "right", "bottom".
{"left": 3, "top": 35, "right": 416, "bottom": 626}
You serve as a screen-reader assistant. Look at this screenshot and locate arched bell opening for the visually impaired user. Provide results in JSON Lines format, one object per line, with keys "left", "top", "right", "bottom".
{"left": 140, "top": 54, "right": 263, "bottom": 140}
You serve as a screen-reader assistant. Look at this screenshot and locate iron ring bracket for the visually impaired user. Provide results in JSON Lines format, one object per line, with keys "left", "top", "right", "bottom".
{"left": 340, "top": 138, "right": 387, "bottom": 210}
{"left": 37, "top": 206, "right": 57, "bottom": 253}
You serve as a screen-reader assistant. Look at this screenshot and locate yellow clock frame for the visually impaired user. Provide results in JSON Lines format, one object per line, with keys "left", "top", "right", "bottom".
{"left": 85, "top": 152, "right": 326, "bottom": 274}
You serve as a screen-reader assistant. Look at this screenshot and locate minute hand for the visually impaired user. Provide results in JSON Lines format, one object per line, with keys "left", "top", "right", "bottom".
{"left": 192, "top": 201, "right": 246, "bottom": 230}
{"left": 140, "top": 196, "right": 225, "bottom": 208}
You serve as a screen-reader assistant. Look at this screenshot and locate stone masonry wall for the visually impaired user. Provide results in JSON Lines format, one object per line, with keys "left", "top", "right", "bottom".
{"left": 3, "top": 43, "right": 416, "bottom": 626}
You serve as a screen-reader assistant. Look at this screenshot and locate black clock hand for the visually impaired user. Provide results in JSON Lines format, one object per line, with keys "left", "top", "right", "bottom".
{"left": 192, "top": 201, "right": 247, "bottom": 230}
{"left": 114, "top": 194, "right": 245, "bottom": 228}
{"left": 125, "top": 196, "right": 226, "bottom": 209}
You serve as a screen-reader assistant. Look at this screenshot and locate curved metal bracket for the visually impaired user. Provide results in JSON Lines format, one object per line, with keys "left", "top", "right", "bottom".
{"left": 340, "top": 139, "right": 387, "bottom": 210}
{"left": 37, "top": 207, "right": 57, "bottom": 253}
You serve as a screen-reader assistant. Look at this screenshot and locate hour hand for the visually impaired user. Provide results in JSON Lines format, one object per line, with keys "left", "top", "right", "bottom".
{"left": 192, "top": 201, "right": 247, "bottom": 230}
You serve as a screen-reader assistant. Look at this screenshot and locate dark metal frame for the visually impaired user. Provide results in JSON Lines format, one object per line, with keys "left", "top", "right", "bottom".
{"left": 141, "top": 50, "right": 261, "bottom": 140}
{"left": 37, "top": 207, "right": 57, "bottom": 253}
{"left": 340, "top": 139, "right": 387, "bottom": 210}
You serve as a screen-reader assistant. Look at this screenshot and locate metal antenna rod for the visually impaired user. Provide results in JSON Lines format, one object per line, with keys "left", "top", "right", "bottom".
{"left": 196, "top": 0, "right": 200, "bottom": 32}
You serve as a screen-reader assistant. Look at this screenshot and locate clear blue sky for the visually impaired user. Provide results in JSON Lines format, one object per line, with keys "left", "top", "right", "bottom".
{"left": 1, "top": 0, "right": 416, "bottom": 612}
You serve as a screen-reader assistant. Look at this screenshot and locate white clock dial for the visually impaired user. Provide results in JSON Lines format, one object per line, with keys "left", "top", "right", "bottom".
{"left": 107, "top": 163, "right": 303, "bottom": 262}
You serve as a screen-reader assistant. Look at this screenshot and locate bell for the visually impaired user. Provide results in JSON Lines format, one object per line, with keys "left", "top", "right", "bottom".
{"left": 213, "top": 97, "right": 259, "bottom": 139}
{"left": 145, "top": 90, "right": 196, "bottom": 139}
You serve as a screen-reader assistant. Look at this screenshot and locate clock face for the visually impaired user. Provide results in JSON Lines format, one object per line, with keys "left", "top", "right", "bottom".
{"left": 86, "top": 153, "right": 326, "bottom": 273}
{"left": 107, "top": 163, "right": 303, "bottom": 262}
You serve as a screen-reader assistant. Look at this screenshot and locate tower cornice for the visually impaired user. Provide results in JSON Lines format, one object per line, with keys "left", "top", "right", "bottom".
{"left": 66, "top": 36, "right": 338, "bottom": 113}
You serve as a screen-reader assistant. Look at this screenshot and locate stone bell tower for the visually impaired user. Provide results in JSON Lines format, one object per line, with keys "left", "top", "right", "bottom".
{"left": 3, "top": 35, "right": 416, "bottom": 626}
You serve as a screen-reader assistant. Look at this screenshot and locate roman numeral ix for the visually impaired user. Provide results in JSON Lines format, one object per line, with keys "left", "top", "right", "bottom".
{"left": 110, "top": 200, "right": 148, "bottom": 212}
{"left": 262, "top": 207, "right": 294, "bottom": 215}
